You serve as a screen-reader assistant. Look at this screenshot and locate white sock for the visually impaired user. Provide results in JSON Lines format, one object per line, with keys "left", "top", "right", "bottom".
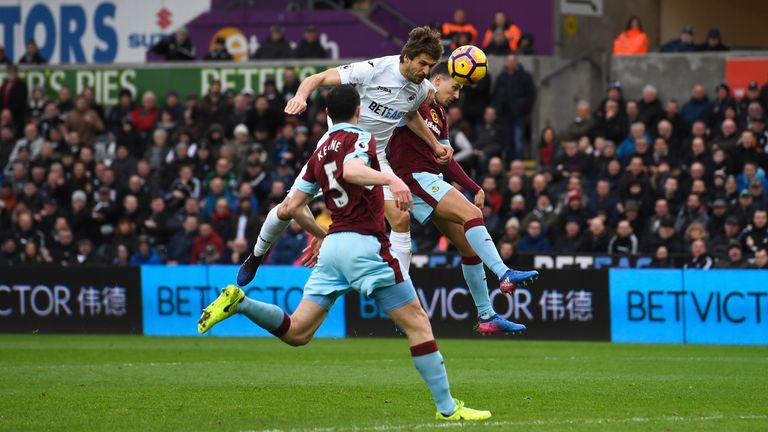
{"left": 389, "top": 230, "right": 412, "bottom": 274}
{"left": 253, "top": 205, "right": 291, "bottom": 256}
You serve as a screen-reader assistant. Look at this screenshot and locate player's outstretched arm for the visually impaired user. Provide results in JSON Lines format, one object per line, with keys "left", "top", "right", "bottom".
{"left": 281, "top": 190, "right": 327, "bottom": 239}
{"left": 343, "top": 158, "right": 413, "bottom": 212}
{"left": 403, "top": 111, "right": 454, "bottom": 164}
{"left": 285, "top": 68, "right": 342, "bottom": 115}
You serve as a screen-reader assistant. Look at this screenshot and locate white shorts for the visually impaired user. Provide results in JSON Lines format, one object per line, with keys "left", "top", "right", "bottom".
{"left": 378, "top": 155, "right": 395, "bottom": 201}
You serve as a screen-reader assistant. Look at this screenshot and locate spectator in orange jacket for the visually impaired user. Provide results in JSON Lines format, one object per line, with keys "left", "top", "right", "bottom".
{"left": 442, "top": 9, "right": 478, "bottom": 49}
{"left": 481, "top": 11, "right": 522, "bottom": 52}
{"left": 613, "top": 16, "right": 649, "bottom": 56}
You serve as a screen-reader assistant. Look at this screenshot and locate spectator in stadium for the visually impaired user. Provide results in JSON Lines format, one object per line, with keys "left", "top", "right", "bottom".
{"left": 515, "top": 33, "right": 536, "bottom": 55}
{"left": 66, "top": 96, "right": 105, "bottom": 146}
{"left": 204, "top": 37, "right": 233, "bottom": 61}
{"left": 199, "top": 81, "right": 232, "bottom": 133}
{"left": 637, "top": 85, "right": 664, "bottom": 131}
{"left": 660, "top": 26, "right": 696, "bottom": 52}
{"left": 252, "top": 24, "right": 293, "bottom": 59}
{"left": 18, "top": 40, "right": 46, "bottom": 64}
{"left": 593, "top": 99, "right": 628, "bottom": 145}
{"left": 554, "top": 219, "right": 584, "bottom": 254}
{"left": 697, "top": 28, "right": 729, "bottom": 52}
{"left": 537, "top": 127, "right": 556, "bottom": 167}
{"left": 752, "top": 247, "right": 768, "bottom": 269}
{"left": 494, "top": 54, "right": 535, "bottom": 164}
{"left": 131, "top": 92, "right": 159, "bottom": 136}
{"left": 580, "top": 217, "right": 610, "bottom": 252}
{"left": 189, "top": 221, "right": 223, "bottom": 264}
{"left": 294, "top": 25, "right": 327, "bottom": 59}
{"left": 151, "top": 27, "right": 196, "bottom": 61}
{"left": 442, "top": 9, "right": 478, "bottom": 49}
{"left": 73, "top": 238, "right": 102, "bottom": 265}
{"left": 608, "top": 219, "right": 639, "bottom": 255}
{"left": 739, "top": 208, "right": 768, "bottom": 256}
{"left": 707, "top": 82, "right": 736, "bottom": 129}
{"left": 562, "top": 100, "right": 595, "bottom": 142}
{"left": 516, "top": 219, "right": 551, "bottom": 253}
{"left": 650, "top": 246, "right": 675, "bottom": 268}
{"left": 715, "top": 241, "right": 747, "bottom": 268}
{"left": 8, "top": 123, "right": 43, "bottom": 162}
{"left": 269, "top": 219, "right": 307, "bottom": 264}
{"left": 0, "top": 65, "right": 28, "bottom": 136}
{"left": 684, "top": 239, "right": 713, "bottom": 269}
{"left": 481, "top": 11, "right": 521, "bottom": 52}
{"left": 483, "top": 29, "right": 512, "bottom": 56}
{"left": 613, "top": 16, "right": 649, "bottom": 56}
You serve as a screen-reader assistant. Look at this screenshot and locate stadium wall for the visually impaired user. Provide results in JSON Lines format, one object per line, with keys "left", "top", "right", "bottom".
{"left": 1, "top": 266, "right": 766, "bottom": 345}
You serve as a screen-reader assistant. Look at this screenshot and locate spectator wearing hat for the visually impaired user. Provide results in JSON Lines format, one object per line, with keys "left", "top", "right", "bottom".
{"left": 739, "top": 81, "right": 763, "bottom": 124}
{"left": 204, "top": 37, "right": 233, "bottom": 61}
{"left": 18, "top": 40, "right": 46, "bottom": 64}
{"left": 151, "top": 27, "right": 196, "bottom": 61}
{"left": 685, "top": 239, "right": 713, "bottom": 269}
{"left": 131, "top": 235, "right": 161, "bottom": 264}
{"left": 706, "top": 197, "right": 730, "bottom": 236}
{"left": 643, "top": 216, "right": 682, "bottom": 255}
{"left": 73, "top": 238, "right": 103, "bottom": 265}
{"left": 106, "top": 89, "right": 135, "bottom": 137}
{"left": 294, "top": 25, "right": 327, "bottom": 59}
{"left": 252, "top": 24, "right": 293, "bottom": 59}
{"left": 707, "top": 82, "right": 736, "bottom": 129}
{"left": 660, "top": 26, "right": 696, "bottom": 52}
{"left": 751, "top": 247, "right": 768, "bottom": 269}
{"left": 715, "top": 241, "right": 748, "bottom": 268}
{"left": 613, "top": 16, "right": 649, "bottom": 56}
{"left": 697, "top": 28, "right": 729, "bottom": 52}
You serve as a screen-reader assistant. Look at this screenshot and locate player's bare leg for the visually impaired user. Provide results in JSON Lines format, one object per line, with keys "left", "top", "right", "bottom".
{"left": 385, "top": 199, "right": 413, "bottom": 274}
{"left": 432, "top": 218, "right": 527, "bottom": 334}
{"left": 434, "top": 189, "right": 538, "bottom": 293}
{"left": 383, "top": 297, "right": 491, "bottom": 421}
{"left": 198, "top": 284, "right": 330, "bottom": 346}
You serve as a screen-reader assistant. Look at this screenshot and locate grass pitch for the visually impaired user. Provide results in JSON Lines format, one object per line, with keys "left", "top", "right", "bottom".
{"left": 0, "top": 335, "right": 766, "bottom": 431}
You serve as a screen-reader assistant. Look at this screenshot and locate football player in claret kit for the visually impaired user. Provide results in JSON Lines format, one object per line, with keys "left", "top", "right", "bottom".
{"left": 198, "top": 85, "right": 491, "bottom": 421}
{"left": 389, "top": 62, "right": 539, "bottom": 334}
{"left": 236, "top": 26, "right": 451, "bottom": 288}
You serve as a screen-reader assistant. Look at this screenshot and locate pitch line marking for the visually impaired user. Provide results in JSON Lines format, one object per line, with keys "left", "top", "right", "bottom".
{"left": 242, "top": 413, "right": 768, "bottom": 432}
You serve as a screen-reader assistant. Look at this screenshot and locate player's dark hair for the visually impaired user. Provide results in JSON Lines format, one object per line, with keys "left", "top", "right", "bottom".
{"left": 429, "top": 61, "right": 451, "bottom": 79}
{"left": 326, "top": 85, "right": 360, "bottom": 123}
{"left": 400, "top": 26, "right": 443, "bottom": 63}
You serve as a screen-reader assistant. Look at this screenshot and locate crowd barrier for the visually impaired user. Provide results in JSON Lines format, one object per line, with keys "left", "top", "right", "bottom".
{"left": 1, "top": 266, "right": 766, "bottom": 345}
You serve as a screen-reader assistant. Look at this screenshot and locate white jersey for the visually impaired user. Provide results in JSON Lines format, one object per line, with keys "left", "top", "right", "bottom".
{"left": 336, "top": 55, "right": 432, "bottom": 160}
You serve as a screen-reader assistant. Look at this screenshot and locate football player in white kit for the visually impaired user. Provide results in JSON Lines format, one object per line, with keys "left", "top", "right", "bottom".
{"left": 237, "top": 27, "right": 448, "bottom": 286}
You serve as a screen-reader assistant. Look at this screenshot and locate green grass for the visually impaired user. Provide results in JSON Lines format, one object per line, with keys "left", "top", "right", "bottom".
{"left": 0, "top": 336, "right": 766, "bottom": 431}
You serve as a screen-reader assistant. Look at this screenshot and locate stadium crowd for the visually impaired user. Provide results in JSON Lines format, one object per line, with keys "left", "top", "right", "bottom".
{"left": 1, "top": 9, "right": 767, "bottom": 270}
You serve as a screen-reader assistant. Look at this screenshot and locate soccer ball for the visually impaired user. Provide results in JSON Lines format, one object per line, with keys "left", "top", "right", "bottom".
{"left": 447, "top": 45, "right": 487, "bottom": 85}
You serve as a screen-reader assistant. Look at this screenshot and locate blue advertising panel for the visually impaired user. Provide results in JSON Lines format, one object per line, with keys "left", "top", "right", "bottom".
{"left": 683, "top": 270, "right": 768, "bottom": 345}
{"left": 609, "top": 269, "right": 685, "bottom": 343}
{"left": 141, "top": 265, "right": 345, "bottom": 338}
